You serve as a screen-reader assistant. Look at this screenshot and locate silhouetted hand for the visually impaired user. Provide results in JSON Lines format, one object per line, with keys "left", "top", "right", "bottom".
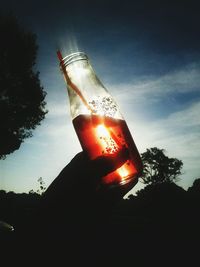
{"left": 41, "top": 147, "right": 138, "bottom": 223}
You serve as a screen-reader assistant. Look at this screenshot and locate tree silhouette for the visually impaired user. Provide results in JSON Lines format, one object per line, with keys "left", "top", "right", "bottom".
{"left": 0, "top": 14, "right": 47, "bottom": 159}
{"left": 36, "top": 177, "right": 46, "bottom": 195}
{"left": 140, "top": 147, "right": 183, "bottom": 185}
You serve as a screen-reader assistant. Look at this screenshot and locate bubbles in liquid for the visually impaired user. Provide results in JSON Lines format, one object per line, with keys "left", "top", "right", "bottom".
{"left": 96, "top": 124, "right": 119, "bottom": 154}
{"left": 89, "top": 96, "right": 118, "bottom": 117}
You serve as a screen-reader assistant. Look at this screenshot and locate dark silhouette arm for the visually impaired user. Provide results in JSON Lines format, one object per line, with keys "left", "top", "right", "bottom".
{"left": 41, "top": 147, "right": 138, "bottom": 222}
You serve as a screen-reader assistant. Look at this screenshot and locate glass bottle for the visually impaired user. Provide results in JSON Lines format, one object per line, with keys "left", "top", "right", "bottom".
{"left": 57, "top": 51, "right": 143, "bottom": 187}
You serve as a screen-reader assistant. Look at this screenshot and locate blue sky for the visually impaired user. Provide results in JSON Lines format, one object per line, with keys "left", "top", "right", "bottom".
{"left": 1, "top": 0, "right": 200, "bottom": 196}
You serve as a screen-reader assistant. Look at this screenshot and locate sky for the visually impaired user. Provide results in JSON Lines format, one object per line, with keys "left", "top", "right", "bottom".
{"left": 0, "top": 0, "right": 200, "bottom": 196}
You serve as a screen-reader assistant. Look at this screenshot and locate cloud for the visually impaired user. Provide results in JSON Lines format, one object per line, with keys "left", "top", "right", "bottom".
{"left": 109, "top": 61, "right": 200, "bottom": 105}
{"left": 127, "top": 100, "right": 200, "bottom": 193}
{"left": 166, "top": 101, "right": 200, "bottom": 128}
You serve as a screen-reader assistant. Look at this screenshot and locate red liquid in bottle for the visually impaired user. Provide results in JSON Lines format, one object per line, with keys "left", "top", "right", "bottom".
{"left": 73, "top": 114, "right": 143, "bottom": 186}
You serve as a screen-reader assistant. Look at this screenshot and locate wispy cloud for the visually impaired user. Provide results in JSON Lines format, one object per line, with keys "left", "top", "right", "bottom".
{"left": 109, "top": 61, "right": 200, "bottom": 105}
{"left": 126, "top": 100, "right": 200, "bottom": 193}
{"left": 46, "top": 101, "right": 69, "bottom": 118}
{"left": 166, "top": 101, "right": 200, "bottom": 127}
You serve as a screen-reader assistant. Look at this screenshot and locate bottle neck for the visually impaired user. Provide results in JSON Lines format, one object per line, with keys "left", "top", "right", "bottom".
{"left": 58, "top": 51, "right": 123, "bottom": 120}
{"left": 61, "top": 52, "right": 88, "bottom": 68}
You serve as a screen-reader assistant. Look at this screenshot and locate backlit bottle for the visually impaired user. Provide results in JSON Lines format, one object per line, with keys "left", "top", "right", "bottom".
{"left": 57, "top": 51, "right": 143, "bottom": 187}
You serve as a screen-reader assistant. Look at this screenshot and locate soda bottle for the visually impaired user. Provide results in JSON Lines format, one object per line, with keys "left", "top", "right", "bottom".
{"left": 57, "top": 51, "right": 143, "bottom": 187}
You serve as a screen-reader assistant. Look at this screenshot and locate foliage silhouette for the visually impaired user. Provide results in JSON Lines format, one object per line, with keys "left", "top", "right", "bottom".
{"left": 1, "top": 178, "right": 199, "bottom": 265}
{"left": 1, "top": 152, "right": 199, "bottom": 266}
{"left": 28, "top": 177, "right": 46, "bottom": 195}
{"left": 140, "top": 147, "right": 183, "bottom": 185}
{"left": 0, "top": 14, "right": 47, "bottom": 159}
{"left": 1, "top": 179, "right": 200, "bottom": 266}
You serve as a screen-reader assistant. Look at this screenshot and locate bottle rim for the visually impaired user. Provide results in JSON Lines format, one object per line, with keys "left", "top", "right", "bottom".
{"left": 61, "top": 52, "right": 88, "bottom": 67}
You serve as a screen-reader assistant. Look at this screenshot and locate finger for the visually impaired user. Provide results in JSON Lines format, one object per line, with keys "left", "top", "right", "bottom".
{"left": 89, "top": 146, "right": 130, "bottom": 179}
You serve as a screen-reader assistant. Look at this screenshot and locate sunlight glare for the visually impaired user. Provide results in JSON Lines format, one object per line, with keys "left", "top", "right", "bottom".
{"left": 96, "top": 125, "right": 110, "bottom": 138}
{"left": 95, "top": 124, "right": 119, "bottom": 153}
{"left": 117, "top": 165, "right": 129, "bottom": 180}
{"left": 58, "top": 34, "right": 80, "bottom": 56}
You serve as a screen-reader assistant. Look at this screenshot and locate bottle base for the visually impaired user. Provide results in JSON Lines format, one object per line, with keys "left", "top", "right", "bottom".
{"left": 106, "top": 174, "right": 138, "bottom": 189}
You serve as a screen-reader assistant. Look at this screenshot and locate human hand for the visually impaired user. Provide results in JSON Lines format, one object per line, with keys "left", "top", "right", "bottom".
{"left": 43, "top": 148, "right": 136, "bottom": 205}
{"left": 41, "top": 147, "right": 138, "bottom": 227}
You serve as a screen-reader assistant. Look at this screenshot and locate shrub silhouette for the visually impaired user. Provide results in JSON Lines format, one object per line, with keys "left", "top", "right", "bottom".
{"left": 140, "top": 147, "right": 183, "bottom": 185}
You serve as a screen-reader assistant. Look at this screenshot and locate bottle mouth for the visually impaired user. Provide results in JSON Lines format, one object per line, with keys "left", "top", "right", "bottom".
{"left": 61, "top": 52, "right": 88, "bottom": 67}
